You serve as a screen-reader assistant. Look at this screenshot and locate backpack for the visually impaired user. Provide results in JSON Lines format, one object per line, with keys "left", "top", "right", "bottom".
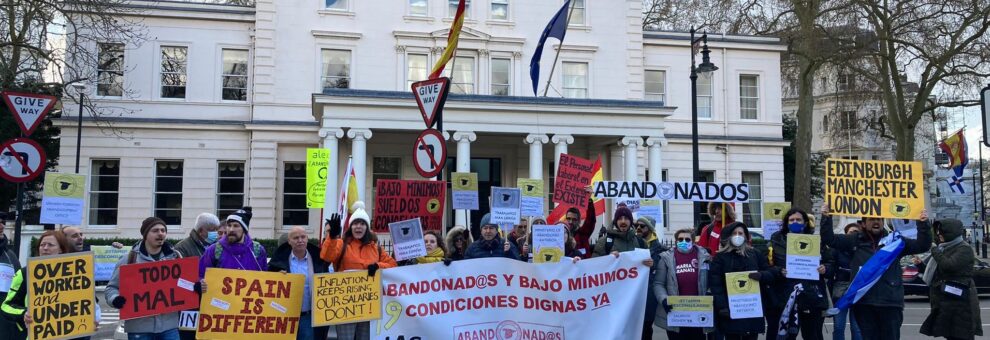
{"left": 212, "top": 241, "right": 263, "bottom": 267}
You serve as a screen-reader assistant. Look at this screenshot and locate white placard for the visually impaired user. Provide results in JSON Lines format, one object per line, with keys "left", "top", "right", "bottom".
{"left": 490, "top": 187, "right": 521, "bottom": 225}
{"left": 389, "top": 218, "right": 428, "bottom": 261}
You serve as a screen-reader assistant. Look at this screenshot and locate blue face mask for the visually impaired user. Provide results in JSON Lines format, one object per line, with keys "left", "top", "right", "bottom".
{"left": 676, "top": 240, "right": 692, "bottom": 252}
{"left": 788, "top": 222, "right": 805, "bottom": 233}
{"left": 206, "top": 231, "right": 219, "bottom": 244}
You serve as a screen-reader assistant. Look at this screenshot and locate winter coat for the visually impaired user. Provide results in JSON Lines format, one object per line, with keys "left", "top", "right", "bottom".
{"left": 573, "top": 199, "right": 597, "bottom": 259}
{"left": 174, "top": 230, "right": 209, "bottom": 258}
{"left": 820, "top": 215, "right": 931, "bottom": 308}
{"left": 415, "top": 248, "right": 446, "bottom": 264}
{"left": 0, "top": 236, "right": 19, "bottom": 340}
{"left": 591, "top": 226, "right": 646, "bottom": 257}
{"left": 465, "top": 236, "right": 520, "bottom": 260}
{"left": 767, "top": 230, "right": 831, "bottom": 311}
{"left": 709, "top": 222, "right": 775, "bottom": 335}
{"left": 320, "top": 237, "right": 397, "bottom": 271}
{"left": 198, "top": 233, "right": 268, "bottom": 279}
{"left": 446, "top": 226, "right": 472, "bottom": 261}
{"left": 267, "top": 242, "right": 330, "bottom": 274}
{"left": 106, "top": 241, "right": 182, "bottom": 334}
{"left": 921, "top": 219, "right": 983, "bottom": 339}
{"left": 653, "top": 246, "right": 712, "bottom": 332}
{"left": 698, "top": 220, "right": 729, "bottom": 256}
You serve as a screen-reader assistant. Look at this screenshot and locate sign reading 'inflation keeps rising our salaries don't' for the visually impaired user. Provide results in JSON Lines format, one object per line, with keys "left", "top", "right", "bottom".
{"left": 306, "top": 148, "right": 330, "bottom": 208}
{"left": 312, "top": 271, "right": 382, "bottom": 326}
{"left": 825, "top": 159, "right": 924, "bottom": 219}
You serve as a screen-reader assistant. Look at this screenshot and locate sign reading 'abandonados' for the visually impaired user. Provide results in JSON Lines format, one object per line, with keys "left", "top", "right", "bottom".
{"left": 593, "top": 181, "right": 750, "bottom": 202}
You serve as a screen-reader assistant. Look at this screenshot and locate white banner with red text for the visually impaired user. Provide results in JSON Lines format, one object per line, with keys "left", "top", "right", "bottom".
{"left": 373, "top": 250, "right": 650, "bottom": 340}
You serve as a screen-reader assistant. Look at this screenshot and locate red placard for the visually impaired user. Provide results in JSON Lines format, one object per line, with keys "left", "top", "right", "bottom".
{"left": 553, "top": 154, "right": 594, "bottom": 210}
{"left": 374, "top": 179, "right": 446, "bottom": 233}
{"left": 119, "top": 257, "right": 200, "bottom": 320}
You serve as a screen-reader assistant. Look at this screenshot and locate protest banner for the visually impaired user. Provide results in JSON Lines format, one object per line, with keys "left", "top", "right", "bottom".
{"left": 762, "top": 202, "right": 791, "bottom": 237}
{"left": 517, "top": 178, "right": 545, "bottom": 217}
{"left": 892, "top": 219, "right": 918, "bottom": 239}
{"left": 594, "top": 181, "right": 750, "bottom": 202}
{"left": 374, "top": 179, "right": 446, "bottom": 233}
{"left": 490, "top": 187, "right": 521, "bottom": 226}
{"left": 451, "top": 172, "right": 479, "bottom": 210}
{"left": 389, "top": 218, "right": 427, "bottom": 261}
{"left": 376, "top": 250, "right": 650, "bottom": 339}
{"left": 553, "top": 154, "right": 594, "bottom": 210}
{"left": 40, "top": 172, "right": 86, "bottom": 225}
{"left": 92, "top": 246, "right": 129, "bottom": 282}
{"left": 825, "top": 158, "right": 924, "bottom": 219}
{"left": 531, "top": 224, "right": 565, "bottom": 263}
{"left": 118, "top": 257, "right": 200, "bottom": 320}
{"left": 785, "top": 234, "right": 821, "bottom": 280}
{"left": 178, "top": 311, "right": 199, "bottom": 331}
{"left": 667, "top": 296, "right": 714, "bottom": 328}
{"left": 312, "top": 270, "right": 382, "bottom": 326}
{"left": 306, "top": 148, "right": 330, "bottom": 208}
{"left": 27, "top": 252, "right": 95, "bottom": 340}
{"left": 198, "top": 268, "right": 304, "bottom": 340}
{"left": 725, "top": 271, "right": 762, "bottom": 319}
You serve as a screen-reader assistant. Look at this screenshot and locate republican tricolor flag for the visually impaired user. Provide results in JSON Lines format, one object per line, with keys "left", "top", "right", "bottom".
{"left": 939, "top": 129, "right": 969, "bottom": 178}
{"left": 337, "top": 158, "right": 359, "bottom": 228}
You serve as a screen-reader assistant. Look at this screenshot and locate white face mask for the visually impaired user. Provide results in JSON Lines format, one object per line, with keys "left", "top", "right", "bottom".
{"left": 730, "top": 235, "right": 745, "bottom": 247}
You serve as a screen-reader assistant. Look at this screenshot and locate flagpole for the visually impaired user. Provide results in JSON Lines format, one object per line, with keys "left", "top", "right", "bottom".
{"left": 542, "top": 0, "right": 577, "bottom": 97}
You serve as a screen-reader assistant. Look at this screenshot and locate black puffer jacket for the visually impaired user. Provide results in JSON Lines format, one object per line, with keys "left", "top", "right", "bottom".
{"left": 768, "top": 229, "right": 831, "bottom": 311}
{"left": 709, "top": 222, "right": 776, "bottom": 335}
{"left": 267, "top": 242, "right": 330, "bottom": 274}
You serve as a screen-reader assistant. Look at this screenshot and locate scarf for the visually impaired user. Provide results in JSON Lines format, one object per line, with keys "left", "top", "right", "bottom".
{"left": 777, "top": 283, "right": 804, "bottom": 340}
{"left": 922, "top": 235, "right": 964, "bottom": 284}
{"left": 417, "top": 247, "right": 446, "bottom": 264}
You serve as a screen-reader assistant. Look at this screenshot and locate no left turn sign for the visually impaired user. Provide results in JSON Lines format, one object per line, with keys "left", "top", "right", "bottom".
{"left": 0, "top": 137, "right": 46, "bottom": 183}
{"left": 413, "top": 129, "right": 447, "bottom": 178}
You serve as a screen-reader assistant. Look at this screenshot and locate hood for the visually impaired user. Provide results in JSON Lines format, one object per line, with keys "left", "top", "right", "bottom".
{"left": 607, "top": 225, "right": 636, "bottom": 240}
{"left": 446, "top": 226, "right": 472, "bottom": 251}
{"left": 933, "top": 218, "right": 964, "bottom": 242}
{"left": 718, "top": 222, "right": 750, "bottom": 244}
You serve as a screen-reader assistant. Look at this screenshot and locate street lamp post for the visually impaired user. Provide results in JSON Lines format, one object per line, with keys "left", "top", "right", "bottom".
{"left": 71, "top": 84, "right": 85, "bottom": 174}
{"left": 690, "top": 27, "right": 718, "bottom": 230}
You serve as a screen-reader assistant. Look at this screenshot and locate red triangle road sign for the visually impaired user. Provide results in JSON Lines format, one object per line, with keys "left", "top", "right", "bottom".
{"left": 2, "top": 91, "right": 56, "bottom": 137}
{"left": 411, "top": 77, "right": 451, "bottom": 128}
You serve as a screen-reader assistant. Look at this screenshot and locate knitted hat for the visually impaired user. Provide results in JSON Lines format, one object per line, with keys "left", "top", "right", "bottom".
{"left": 718, "top": 221, "right": 750, "bottom": 244}
{"left": 636, "top": 216, "right": 656, "bottom": 232}
{"left": 348, "top": 201, "right": 371, "bottom": 227}
{"left": 226, "top": 206, "right": 253, "bottom": 230}
{"left": 613, "top": 206, "right": 634, "bottom": 226}
{"left": 140, "top": 217, "right": 167, "bottom": 239}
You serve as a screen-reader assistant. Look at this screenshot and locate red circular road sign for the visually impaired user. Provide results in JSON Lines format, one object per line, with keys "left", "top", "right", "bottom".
{"left": 0, "top": 137, "right": 47, "bottom": 183}
{"left": 413, "top": 129, "right": 447, "bottom": 178}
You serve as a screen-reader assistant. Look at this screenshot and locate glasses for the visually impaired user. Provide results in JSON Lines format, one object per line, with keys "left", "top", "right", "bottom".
{"left": 635, "top": 224, "right": 647, "bottom": 229}
{"left": 676, "top": 237, "right": 692, "bottom": 242}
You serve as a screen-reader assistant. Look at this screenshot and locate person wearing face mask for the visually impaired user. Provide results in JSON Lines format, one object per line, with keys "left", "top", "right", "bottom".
{"left": 654, "top": 228, "right": 711, "bottom": 340}
{"left": 709, "top": 222, "right": 776, "bottom": 340}
{"left": 820, "top": 204, "right": 931, "bottom": 340}
{"left": 826, "top": 223, "right": 863, "bottom": 340}
{"left": 766, "top": 208, "right": 830, "bottom": 340}
{"left": 175, "top": 213, "right": 221, "bottom": 258}
{"left": 920, "top": 218, "right": 983, "bottom": 340}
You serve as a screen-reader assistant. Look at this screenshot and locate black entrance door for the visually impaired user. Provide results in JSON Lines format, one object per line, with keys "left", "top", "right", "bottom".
{"left": 446, "top": 157, "right": 502, "bottom": 233}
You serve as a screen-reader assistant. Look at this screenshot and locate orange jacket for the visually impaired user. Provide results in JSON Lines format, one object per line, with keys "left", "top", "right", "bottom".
{"left": 320, "top": 238, "right": 397, "bottom": 271}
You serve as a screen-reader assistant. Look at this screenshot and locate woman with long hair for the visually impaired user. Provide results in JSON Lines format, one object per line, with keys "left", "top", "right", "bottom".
{"left": 709, "top": 222, "right": 776, "bottom": 340}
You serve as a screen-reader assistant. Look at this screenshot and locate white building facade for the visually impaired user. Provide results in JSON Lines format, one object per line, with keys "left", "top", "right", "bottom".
{"left": 58, "top": 0, "right": 787, "bottom": 240}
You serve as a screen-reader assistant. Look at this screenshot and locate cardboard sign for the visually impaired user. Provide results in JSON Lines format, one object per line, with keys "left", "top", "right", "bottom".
{"left": 178, "top": 311, "right": 199, "bottom": 331}
{"left": 825, "top": 159, "right": 924, "bottom": 219}
{"left": 553, "top": 154, "right": 594, "bottom": 209}
{"left": 490, "top": 187, "right": 522, "bottom": 225}
{"left": 118, "top": 257, "right": 200, "bottom": 320}
{"left": 638, "top": 199, "right": 663, "bottom": 228}
{"left": 92, "top": 246, "right": 129, "bottom": 282}
{"left": 667, "top": 296, "right": 714, "bottom": 327}
{"left": 593, "top": 181, "right": 750, "bottom": 202}
{"left": 785, "top": 234, "right": 821, "bottom": 280}
{"left": 532, "top": 224, "right": 566, "bottom": 263}
{"left": 198, "top": 268, "right": 304, "bottom": 340}
{"left": 306, "top": 148, "right": 330, "bottom": 208}
{"left": 312, "top": 271, "right": 382, "bottom": 326}
{"left": 451, "top": 172, "right": 479, "bottom": 210}
{"left": 27, "top": 252, "right": 95, "bottom": 340}
{"left": 40, "top": 172, "right": 86, "bottom": 225}
{"left": 725, "top": 271, "right": 762, "bottom": 319}
{"left": 762, "top": 202, "right": 791, "bottom": 238}
{"left": 518, "top": 178, "right": 545, "bottom": 217}
{"left": 389, "top": 218, "right": 427, "bottom": 261}
{"left": 374, "top": 179, "right": 446, "bottom": 233}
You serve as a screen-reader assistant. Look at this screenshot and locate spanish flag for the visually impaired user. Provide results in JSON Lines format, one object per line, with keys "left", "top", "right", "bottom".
{"left": 547, "top": 156, "right": 604, "bottom": 222}
{"left": 337, "top": 158, "right": 359, "bottom": 228}
{"left": 939, "top": 129, "right": 969, "bottom": 177}
{"left": 429, "top": 0, "right": 466, "bottom": 79}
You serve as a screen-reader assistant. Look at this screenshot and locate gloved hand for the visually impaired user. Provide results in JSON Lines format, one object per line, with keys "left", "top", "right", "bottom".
{"left": 443, "top": 258, "right": 453, "bottom": 266}
{"left": 367, "top": 263, "right": 380, "bottom": 276}
{"left": 111, "top": 296, "right": 126, "bottom": 309}
{"left": 661, "top": 298, "right": 672, "bottom": 313}
{"left": 329, "top": 214, "right": 343, "bottom": 239}
{"left": 748, "top": 272, "right": 762, "bottom": 281}
{"left": 718, "top": 308, "right": 731, "bottom": 318}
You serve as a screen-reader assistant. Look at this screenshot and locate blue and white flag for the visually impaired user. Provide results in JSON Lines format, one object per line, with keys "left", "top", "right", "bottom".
{"left": 830, "top": 232, "right": 905, "bottom": 313}
{"left": 529, "top": 0, "right": 571, "bottom": 95}
{"left": 948, "top": 175, "right": 966, "bottom": 194}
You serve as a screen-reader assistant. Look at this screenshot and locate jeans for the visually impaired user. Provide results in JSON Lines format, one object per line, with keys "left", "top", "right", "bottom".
{"left": 127, "top": 329, "right": 180, "bottom": 340}
{"left": 833, "top": 308, "right": 862, "bottom": 340}
{"left": 853, "top": 305, "right": 902, "bottom": 340}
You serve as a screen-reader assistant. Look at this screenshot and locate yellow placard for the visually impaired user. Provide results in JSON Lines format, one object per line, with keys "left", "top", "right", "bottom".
{"left": 763, "top": 202, "right": 791, "bottom": 221}
{"left": 27, "top": 252, "right": 95, "bottom": 340}
{"left": 725, "top": 271, "right": 759, "bottom": 296}
{"left": 517, "top": 178, "right": 544, "bottom": 197}
{"left": 312, "top": 271, "right": 382, "bottom": 326}
{"left": 787, "top": 234, "right": 821, "bottom": 257}
{"left": 668, "top": 296, "right": 713, "bottom": 312}
{"left": 197, "top": 268, "right": 305, "bottom": 340}
{"left": 43, "top": 172, "right": 85, "bottom": 199}
{"left": 306, "top": 148, "right": 330, "bottom": 208}
{"left": 825, "top": 158, "right": 924, "bottom": 219}
{"left": 452, "top": 172, "right": 478, "bottom": 191}
{"left": 534, "top": 247, "right": 564, "bottom": 263}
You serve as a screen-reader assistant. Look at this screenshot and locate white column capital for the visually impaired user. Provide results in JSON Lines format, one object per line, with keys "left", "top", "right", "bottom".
{"left": 347, "top": 128, "right": 373, "bottom": 140}
{"left": 453, "top": 131, "right": 476, "bottom": 142}
{"left": 319, "top": 127, "right": 345, "bottom": 139}
{"left": 619, "top": 136, "right": 644, "bottom": 147}
{"left": 551, "top": 134, "right": 574, "bottom": 145}
{"left": 525, "top": 134, "right": 550, "bottom": 145}
{"left": 645, "top": 136, "right": 668, "bottom": 147}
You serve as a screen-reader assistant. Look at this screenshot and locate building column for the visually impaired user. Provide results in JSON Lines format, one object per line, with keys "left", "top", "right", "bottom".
{"left": 347, "top": 129, "right": 373, "bottom": 202}
{"left": 320, "top": 128, "right": 345, "bottom": 222}
{"left": 645, "top": 136, "right": 667, "bottom": 182}
{"left": 620, "top": 137, "right": 643, "bottom": 181}
{"left": 525, "top": 134, "right": 550, "bottom": 179}
{"left": 551, "top": 134, "right": 574, "bottom": 172}
{"left": 453, "top": 131, "right": 477, "bottom": 227}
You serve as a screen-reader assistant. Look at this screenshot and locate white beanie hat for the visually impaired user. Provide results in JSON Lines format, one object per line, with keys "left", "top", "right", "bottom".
{"left": 348, "top": 201, "right": 371, "bottom": 227}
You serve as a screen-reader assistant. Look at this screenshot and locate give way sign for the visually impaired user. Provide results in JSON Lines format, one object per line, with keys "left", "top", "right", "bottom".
{"left": 2, "top": 91, "right": 56, "bottom": 136}
{"left": 0, "top": 137, "right": 47, "bottom": 183}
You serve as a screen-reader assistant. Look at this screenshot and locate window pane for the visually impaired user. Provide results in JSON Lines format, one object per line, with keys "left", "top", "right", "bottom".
{"left": 89, "top": 159, "right": 119, "bottom": 225}
{"left": 491, "top": 2, "right": 507, "bottom": 20}
{"left": 562, "top": 62, "right": 588, "bottom": 98}
{"left": 407, "top": 54, "right": 428, "bottom": 87}
{"left": 410, "top": 0, "right": 427, "bottom": 15}
{"left": 325, "top": 0, "right": 347, "bottom": 9}
{"left": 322, "top": 49, "right": 351, "bottom": 90}
{"left": 645, "top": 70, "right": 665, "bottom": 102}
{"left": 155, "top": 160, "right": 183, "bottom": 224}
{"left": 449, "top": 0, "right": 470, "bottom": 17}
{"left": 448, "top": 56, "right": 474, "bottom": 94}
{"left": 570, "top": 0, "right": 585, "bottom": 25}
{"left": 283, "top": 162, "right": 309, "bottom": 226}
{"left": 741, "top": 172, "right": 762, "bottom": 228}
{"left": 161, "top": 46, "right": 187, "bottom": 98}
{"left": 97, "top": 43, "right": 124, "bottom": 97}
{"left": 491, "top": 58, "right": 510, "bottom": 95}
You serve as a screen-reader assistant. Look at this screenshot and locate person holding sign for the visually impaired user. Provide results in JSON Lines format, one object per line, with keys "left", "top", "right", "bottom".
{"left": 465, "top": 222, "right": 520, "bottom": 260}
{"left": 698, "top": 203, "right": 736, "bottom": 256}
{"left": 920, "top": 218, "right": 983, "bottom": 340}
{"left": 709, "top": 222, "right": 776, "bottom": 340}
{"left": 654, "top": 228, "right": 712, "bottom": 340}
{"left": 1, "top": 230, "right": 74, "bottom": 339}
{"left": 319, "top": 203, "right": 396, "bottom": 340}
{"left": 766, "top": 208, "right": 829, "bottom": 340}
{"left": 268, "top": 227, "right": 332, "bottom": 340}
{"left": 820, "top": 204, "right": 931, "bottom": 340}
{"left": 105, "top": 217, "right": 183, "bottom": 340}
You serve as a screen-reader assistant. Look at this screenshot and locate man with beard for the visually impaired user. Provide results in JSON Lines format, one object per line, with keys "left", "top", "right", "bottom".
{"left": 197, "top": 207, "right": 267, "bottom": 279}
{"left": 61, "top": 226, "right": 124, "bottom": 252}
